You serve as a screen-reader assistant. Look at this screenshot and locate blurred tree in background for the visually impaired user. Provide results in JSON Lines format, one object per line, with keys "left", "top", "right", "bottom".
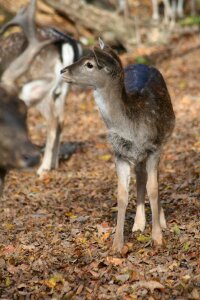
{"left": 0, "top": 0, "right": 200, "bottom": 52}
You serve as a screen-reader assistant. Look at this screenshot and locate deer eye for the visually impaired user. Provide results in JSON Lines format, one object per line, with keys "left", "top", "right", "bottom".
{"left": 86, "top": 62, "right": 93, "bottom": 69}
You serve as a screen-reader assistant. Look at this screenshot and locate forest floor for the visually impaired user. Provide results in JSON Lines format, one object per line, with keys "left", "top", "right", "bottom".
{"left": 0, "top": 34, "right": 200, "bottom": 300}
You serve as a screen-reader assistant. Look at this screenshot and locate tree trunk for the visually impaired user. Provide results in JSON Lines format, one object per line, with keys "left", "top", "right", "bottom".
{"left": 44, "top": 0, "right": 137, "bottom": 51}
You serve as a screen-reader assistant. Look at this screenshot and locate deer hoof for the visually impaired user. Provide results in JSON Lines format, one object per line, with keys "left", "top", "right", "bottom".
{"left": 37, "top": 164, "right": 50, "bottom": 177}
{"left": 152, "top": 230, "right": 163, "bottom": 246}
{"left": 160, "top": 217, "right": 167, "bottom": 229}
{"left": 112, "top": 236, "right": 124, "bottom": 253}
{"left": 132, "top": 221, "right": 145, "bottom": 232}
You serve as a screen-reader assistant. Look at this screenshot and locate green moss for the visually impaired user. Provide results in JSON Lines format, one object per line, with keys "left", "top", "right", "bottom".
{"left": 135, "top": 56, "right": 151, "bottom": 65}
{"left": 179, "top": 16, "right": 200, "bottom": 26}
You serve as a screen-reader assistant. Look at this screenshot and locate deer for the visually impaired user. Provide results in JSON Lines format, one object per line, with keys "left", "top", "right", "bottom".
{"left": 152, "top": 0, "right": 196, "bottom": 23}
{"left": 0, "top": 85, "right": 40, "bottom": 195}
{"left": 61, "top": 38, "right": 175, "bottom": 252}
{"left": 151, "top": 0, "right": 173, "bottom": 22}
{"left": 0, "top": 0, "right": 82, "bottom": 177}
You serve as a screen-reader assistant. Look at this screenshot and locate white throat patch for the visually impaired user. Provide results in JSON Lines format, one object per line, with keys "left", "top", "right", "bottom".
{"left": 93, "top": 90, "right": 108, "bottom": 119}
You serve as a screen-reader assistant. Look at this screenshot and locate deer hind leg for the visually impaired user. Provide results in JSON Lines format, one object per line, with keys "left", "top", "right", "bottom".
{"left": 146, "top": 152, "right": 165, "bottom": 245}
{"left": 160, "top": 206, "right": 167, "bottom": 229}
{"left": 113, "top": 158, "right": 131, "bottom": 252}
{"left": 37, "top": 82, "right": 69, "bottom": 176}
{"left": 132, "top": 160, "right": 147, "bottom": 232}
{"left": 37, "top": 116, "right": 61, "bottom": 175}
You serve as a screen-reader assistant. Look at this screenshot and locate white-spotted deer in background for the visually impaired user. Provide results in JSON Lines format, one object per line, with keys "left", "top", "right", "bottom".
{"left": 0, "top": 0, "right": 82, "bottom": 177}
{"left": 61, "top": 38, "right": 175, "bottom": 252}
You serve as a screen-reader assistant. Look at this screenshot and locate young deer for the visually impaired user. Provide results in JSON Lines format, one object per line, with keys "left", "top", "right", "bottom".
{"left": 61, "top": 39, "right": 175, "bottom": 252}
{"left": 0, "top": 0, "right": 82, "bottom": 176}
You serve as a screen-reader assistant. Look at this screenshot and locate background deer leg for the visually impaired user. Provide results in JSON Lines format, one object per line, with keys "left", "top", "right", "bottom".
{"left": 177, "top": 0, "right": 184, "bottom": 18}
{"left": 36, "top": 82, "right": 69, "bottom": 176}
{"left": 151, "top": 0, "right": 160, "bottom": 21}
{"left": 163, "top": 0, "right": 173, "bottom": 24}
{"left": 113, "top": 158, "right": 130, "bottom": 252}
{"left": 132, "top": 160, "right": 147, "bottom": 232}
{"left": 38, "top": 119, "right": 60, "bottom": 174}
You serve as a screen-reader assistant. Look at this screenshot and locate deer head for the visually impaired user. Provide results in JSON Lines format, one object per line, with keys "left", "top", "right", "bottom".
{"left": 61, "top": 38, "right": 123, "bottom": 89}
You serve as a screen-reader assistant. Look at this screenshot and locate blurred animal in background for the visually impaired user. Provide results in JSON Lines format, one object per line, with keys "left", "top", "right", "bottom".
{"left": 151, "top": 0, "right": 196, "bottom": 23}
{"left": 0, "top": 0, "right": 82, "bottom": 177}
{"left": 61, "top": 38, "right": 175, "bottom": 252}
{"left": 0, "top": 85, "right": 40, "bottom": 195}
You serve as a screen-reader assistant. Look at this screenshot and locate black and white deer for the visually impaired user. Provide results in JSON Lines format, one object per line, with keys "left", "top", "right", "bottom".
{"left": 0, "top": 0, "right": 82, "bottom": 177}
{"left": 61, "top": 39, "right": 175, "bottom": 252}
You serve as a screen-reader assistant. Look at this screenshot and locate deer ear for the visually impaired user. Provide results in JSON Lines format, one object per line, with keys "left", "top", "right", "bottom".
{"left": 93, "top": 47, "right": 117, "bottom": 73}
{"left": 98, "top": 37, "right": 105, "bottom": 50}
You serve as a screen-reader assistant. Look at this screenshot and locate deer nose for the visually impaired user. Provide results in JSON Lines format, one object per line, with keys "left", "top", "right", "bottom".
{"left": 60, "top": 67, "right": 68, "bottom": 74}
{"left": 60, "top": 67, "right": 75, "bottom": 84}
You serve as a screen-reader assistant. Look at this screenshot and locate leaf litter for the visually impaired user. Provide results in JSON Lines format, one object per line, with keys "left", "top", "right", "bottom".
{"left": 0, "top": 35, "right": 199, "bottom": 299}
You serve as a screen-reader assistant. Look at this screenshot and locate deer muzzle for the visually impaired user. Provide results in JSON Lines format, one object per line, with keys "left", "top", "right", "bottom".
{"left": 60, "top": 67, "right": 76, "bottom": 84}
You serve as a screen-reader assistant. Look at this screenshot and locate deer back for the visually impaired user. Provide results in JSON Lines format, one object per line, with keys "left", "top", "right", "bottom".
{"left": 0, "top": 30, "right": 61, "bottom": 86}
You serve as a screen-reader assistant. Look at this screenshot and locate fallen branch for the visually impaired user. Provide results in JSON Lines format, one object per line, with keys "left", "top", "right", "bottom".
{"left": 44, "top": 0, "right": 137, "bottom": 50}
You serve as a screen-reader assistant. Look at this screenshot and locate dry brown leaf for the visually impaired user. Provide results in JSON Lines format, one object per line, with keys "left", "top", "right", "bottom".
{"left": 132, "top": 280, "right": 165, "bottom": 293}
{"left": 106, "top": 256, "right": 124, "bottom": 266}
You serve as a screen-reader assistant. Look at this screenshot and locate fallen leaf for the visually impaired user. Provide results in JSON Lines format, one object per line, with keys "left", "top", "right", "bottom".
{"left": 98, "top": 154, "right": 112, "bottom": 161}
{"left": 137, "top": 234, "right": 151, "bottom": 243}
{"left": 191, "top": 288, "right": 200, "bottom": 300}
{"left": 169, "top": 261, "right": 178, "bottom": 271}
{"left": 65, "top": 212, "right": 77, "bottom": 219}
{"left": 181, "top": 274, "right": 191, "bottom": 283}
{"left": 3, "top": 245, "right": 16, "bottom": 254}
{"left": 106, "top": 256, "right": 124, "bottom": 266}
{"left": 173, "top": 224, "right": 181, "bottom": 235}
{"left": 43, "top": 274, "right": 65, "bottom": 289}
{"left": 89, "top": 270, "right": 99, "bottom": 278}
{"left": 130, "top": 270, "right": 141, "bottom": 282}
{"left": 7, "top": 264, "right": 20, "bottom": 275}
{"left": 97, "top": 222, "right": 111, "bottom": 237}
{"left": 76, "top": 284, "right": 84, "bottom": 295}
{"left": 101, "top": 232, "right": 111, "bottom": 241}
{"left": 182, "top": 242, "right": 190, "bottom": 252}
{"left": 115, "top": 273, "right": 130, "bottom": 283}
{"left": 132, "top": 280, "right": 165, "bottom": 293}
{"left": 5, "top": 277, "right": 11, "bottom": 287}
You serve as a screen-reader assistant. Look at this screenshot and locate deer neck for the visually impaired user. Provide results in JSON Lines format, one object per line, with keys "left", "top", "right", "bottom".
{"left": 94, "top": 77, "right": 126, "bottom": 128}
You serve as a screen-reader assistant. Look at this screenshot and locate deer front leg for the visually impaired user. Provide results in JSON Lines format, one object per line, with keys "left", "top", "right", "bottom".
{"left": 146, "top": 152, "right": 163, "bottom": 245}
{"left": 37, "top": 117, "right": 62, "bottom": 176}
{"left": 113, "top": 158, "right": 130, "bottom": 252}
{"left": 132, "top": 161, "right": 147, "bottom": 232}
